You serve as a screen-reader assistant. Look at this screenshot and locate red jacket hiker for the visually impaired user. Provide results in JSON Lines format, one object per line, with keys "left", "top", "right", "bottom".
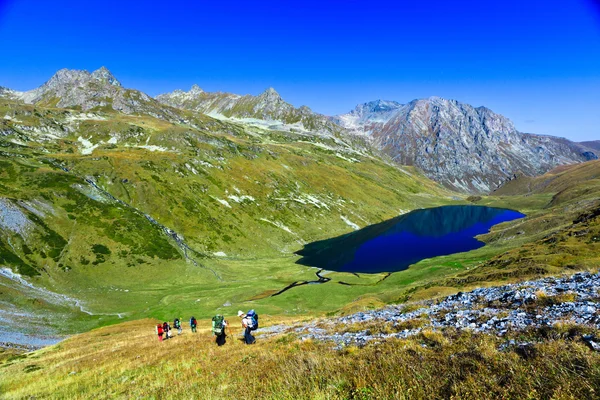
{"left": 156, "top": 323, "right": 164, "bottom": 341}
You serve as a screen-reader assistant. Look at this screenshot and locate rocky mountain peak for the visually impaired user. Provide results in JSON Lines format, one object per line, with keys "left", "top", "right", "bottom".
{"left": 39, "top": 67, "right": 121, "bottom": 92}
{"left": 90, "top": 66, "right": 121, "bottom": 87}
{"left": 259, "top": 87, "right": 282, "bottom": 102}
{"left": 43, "top": 68, "right": 90, "bottom": 90}
{"left": 189, "top": 84, "right": 203, "bottom": 95}
{"left": 336, "top": 95, "right": 595, "bottom": 193}
{"left": 298, "top": 105, "right": 312, "bottom": 114}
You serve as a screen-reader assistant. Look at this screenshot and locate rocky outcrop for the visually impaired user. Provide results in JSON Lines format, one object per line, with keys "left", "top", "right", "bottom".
{"left": 263, "top": 271, "right": 600, "bottom": 348}
{"left": 336, "top": 97, "right": 597, "bottom": 193}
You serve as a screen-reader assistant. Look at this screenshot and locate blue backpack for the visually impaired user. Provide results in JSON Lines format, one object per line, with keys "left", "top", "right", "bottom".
{"left": 246, "top": 309, "right": 259, "bottom": 330}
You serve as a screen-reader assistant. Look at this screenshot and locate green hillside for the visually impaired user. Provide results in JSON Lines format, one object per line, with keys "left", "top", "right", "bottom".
{"left": 0, "top": 98, "right": 453, "bottom": 337}
{"left": 2, "top": 94, "right": 599, "bottom": 349}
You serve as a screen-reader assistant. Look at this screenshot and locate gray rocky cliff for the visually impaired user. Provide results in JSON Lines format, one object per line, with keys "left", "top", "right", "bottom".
{"left": 336, "top": 97, "right": 597, "bottom": 193}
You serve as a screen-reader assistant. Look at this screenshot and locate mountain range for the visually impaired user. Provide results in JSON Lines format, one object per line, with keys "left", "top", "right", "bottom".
{"left": 1, "top": 67, "right": 597, "bottom": 193}
{"left": 1, "top": 66, "right": 600, "bottom": 358}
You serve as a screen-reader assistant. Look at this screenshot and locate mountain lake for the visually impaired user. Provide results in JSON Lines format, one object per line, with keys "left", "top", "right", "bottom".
{"left": 296, "top": 205, "right": 525, "bottom": 273}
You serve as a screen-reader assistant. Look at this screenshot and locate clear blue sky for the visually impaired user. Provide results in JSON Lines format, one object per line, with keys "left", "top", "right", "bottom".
{"left": 0, "top": 0, "right": 599, "bottom": 141}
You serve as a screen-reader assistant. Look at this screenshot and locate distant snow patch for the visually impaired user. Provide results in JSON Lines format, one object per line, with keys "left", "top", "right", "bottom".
{"left": 0, "top": 267, "right": 36, "bottom": 290}
{"left": 341, "top": 215, "right": 360, "bottom": 230}
{"left": 198, "top": 160, "right": 214, "bottom": 168}
{"left": 10, "top": 139, "right": 27, "bottom": 146}
{"left": 260, "top": 218, "right": 295, "bottom": 234}
{"left": 72, "top": 184, "right": 110, "bottom": 203}
{"left": 227, "top": 194, "right": 255, "bottom": 203}
{"left": 3, "top": 115, "right": 24, "bottom": 123}
{"left": 77, "top": 136, "right": 100, "bottom": 155}
{"left": 126, "top": 144, "right": 170, "bottom": 152}
{"left": 185, "top": 163, "right": 198, "bottom": 175}
{"left": 302, "top": 194, "right": 330, "bottom": 210}
{"left": 275, "top": 193, "right": 331, "bottom": 210}
{"left": 213, "top": 252, "right": 227, "bottom": 257}
{"left": 211, "top": 196, "right": 232, "bottom": 208}
{"left": 335, "top": 153, "right": 359, "bottom": 163}
{"left": 64, "top": 112, "right": 105, "bottom": 122}
{"left": 18, "top": 199, "right": 55, "bottom": 218}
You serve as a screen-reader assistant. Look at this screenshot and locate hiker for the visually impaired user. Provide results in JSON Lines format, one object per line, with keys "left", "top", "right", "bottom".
{"left": 212, "top": 314, "right": 229, "bottom": 346}
{"left": 156, "top": 323, "right": 164, "bottom": 342}
{"left": 174, "top": 318, "right": 182, "bottom": 335}
{"left": 190, "top": 316, "right": 197, "bottom": 333}
{"left": 163, "top": 321, "right": 171, "bottom": 339}
{"left": 238, "top": 309, "right": 259, "bottom": 344}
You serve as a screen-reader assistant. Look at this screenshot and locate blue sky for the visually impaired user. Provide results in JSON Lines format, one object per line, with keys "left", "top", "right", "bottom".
{"left": 0, "top": 0, "right": 599, "bottom": 141}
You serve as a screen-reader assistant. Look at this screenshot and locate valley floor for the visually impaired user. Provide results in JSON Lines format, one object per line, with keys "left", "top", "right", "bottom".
{"left": 2, "top": 270, "right": 600, "bottom": 399}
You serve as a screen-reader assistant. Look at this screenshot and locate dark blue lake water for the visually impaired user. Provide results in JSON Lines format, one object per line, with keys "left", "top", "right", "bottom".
{"left": 296, "top": 205, "right": 525, "bottom": 273}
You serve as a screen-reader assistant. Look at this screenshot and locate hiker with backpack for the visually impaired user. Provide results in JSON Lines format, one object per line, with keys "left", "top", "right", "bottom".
{"left": 174, "top": 318, "right": 182, "bottom": 335}
{"left": 211, "top": 314, "right": 229, "bottom": 346}
{"left": 238, "top": 309, "right": 259, "bottom": 344}
{"left": 156, "top": 323, "right": 164, "bottom": 342}
{"left": 163, "top": 321, "right": 171, "bottom": 339}
{"left": 190, "top": 316, "right": 197, "bottom": 333}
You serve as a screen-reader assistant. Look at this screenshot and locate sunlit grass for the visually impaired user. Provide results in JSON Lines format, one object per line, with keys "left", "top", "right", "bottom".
{"left": 2, "top": 318, "right": 600, "bottom": 399}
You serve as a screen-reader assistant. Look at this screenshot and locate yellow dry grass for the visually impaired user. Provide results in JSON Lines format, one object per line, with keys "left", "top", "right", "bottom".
{"left": 3, "top": 317, "right": 600, "bottom": 399}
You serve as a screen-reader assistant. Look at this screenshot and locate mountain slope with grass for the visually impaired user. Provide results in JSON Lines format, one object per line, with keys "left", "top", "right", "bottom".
{"left": 492, "top": 159, "right": 600, "bottom": 197}
{"left": 0, "top": 90, "right": 454, "bottom": 346}
{"left": 2, "top": 68, "right": 600, "bottom": 367}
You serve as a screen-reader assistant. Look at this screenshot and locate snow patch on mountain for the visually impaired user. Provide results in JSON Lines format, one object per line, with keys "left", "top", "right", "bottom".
{"left": 77, "top": 136, "right": 100, "bottom": 155}
{"left": 340, "top": 215, "right": 360, "bottom": 230}
{"left": 260, "top": 218, "right": 295, "bottom": 234}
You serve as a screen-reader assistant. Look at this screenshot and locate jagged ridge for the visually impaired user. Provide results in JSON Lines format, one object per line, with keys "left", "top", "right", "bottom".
{"left": 336, "top": 97, "right": 597, "bottom": 193}
{"left": 156, "top": 85, "right": 342, "bottom": 134}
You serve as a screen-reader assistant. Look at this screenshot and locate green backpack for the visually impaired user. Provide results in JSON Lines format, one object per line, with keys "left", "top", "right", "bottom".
{"left": 212, "top": 315, "right": 225, "bottom": 336}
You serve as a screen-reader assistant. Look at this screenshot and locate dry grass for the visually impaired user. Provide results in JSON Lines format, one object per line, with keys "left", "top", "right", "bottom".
{"left": 534, "top": 290, "right": 578, "bottom": 306}
{"left": 2, "top": 318, "right": 600, "bottom": 399}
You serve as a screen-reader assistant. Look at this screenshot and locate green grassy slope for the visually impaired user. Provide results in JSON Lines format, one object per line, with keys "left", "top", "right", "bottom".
{"left": 0, "top": 99, "right": 454, "bottom": 335}
{"left": 493, "top": 160, "right": 600, "bottom": 197}
{"left": 2, "top": 96, "right": 599, "bottom": 341}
